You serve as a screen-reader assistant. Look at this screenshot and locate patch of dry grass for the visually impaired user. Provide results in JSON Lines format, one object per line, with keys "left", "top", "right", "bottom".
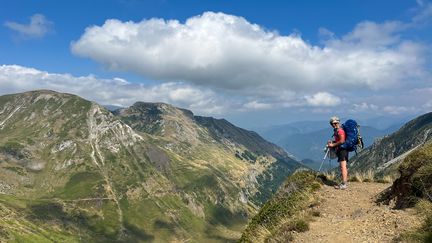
{"left": 322, "top": 171, "right": 336, "bottom": 181}
{"left": 362, "top": 170, "right": 375, "bottom": 182}
{"left": 398, "top": 199, "right": 432, "bottom": 242}
{"left": 347, "top": 170, "right": 375, "bottom": 183}
{"left": 375, "top": 175, "right": 395, "bottom": 184}
{"left": 349, "top": 170, "right": 395, "bottom": 183}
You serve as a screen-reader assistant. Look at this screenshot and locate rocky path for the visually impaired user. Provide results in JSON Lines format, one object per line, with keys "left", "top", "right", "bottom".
{"left": 292, "top": 182, "right": 420, "bottom": 243}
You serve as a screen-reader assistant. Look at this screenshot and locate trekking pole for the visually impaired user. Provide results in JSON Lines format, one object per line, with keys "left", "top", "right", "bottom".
{"left": 318, "top": 147, "right": 330, "bottom": 173}
{"left": 324, "top": 135, "right": 334, "bottom": 171}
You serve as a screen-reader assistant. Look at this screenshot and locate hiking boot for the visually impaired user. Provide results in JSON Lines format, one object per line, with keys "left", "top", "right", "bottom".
{"left": 334, "top": 183, "right": 347, "bottom": 190}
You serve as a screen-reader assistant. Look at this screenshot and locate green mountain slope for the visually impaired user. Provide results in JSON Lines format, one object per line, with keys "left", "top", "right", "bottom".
{"left": 350, "top": 112, "right": 432, "bottom": 176}
{"left": 115, "top": 102, "right": 303, "bottom": 206}
{"left": 0, "top": 90, "right": 303, "bottom": 242}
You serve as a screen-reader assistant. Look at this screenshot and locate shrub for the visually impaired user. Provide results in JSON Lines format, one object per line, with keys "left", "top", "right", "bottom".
{"left": 349, "top": 175, "right": 361, "bottom": 182}
{"left": 292, "top": 219, "right": 309, "bottom": 232}
{"left": 311, "top": 210, "right": 321, "bottom": 217}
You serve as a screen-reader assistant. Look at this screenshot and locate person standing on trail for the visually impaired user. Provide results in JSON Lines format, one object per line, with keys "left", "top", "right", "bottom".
{"left": 327, "top": 116, "right": 348, "bottom": 190}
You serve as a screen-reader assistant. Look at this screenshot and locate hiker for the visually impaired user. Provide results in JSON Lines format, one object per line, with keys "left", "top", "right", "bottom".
{"left": 327, "top": 116, "right": 348, "bottom": 190}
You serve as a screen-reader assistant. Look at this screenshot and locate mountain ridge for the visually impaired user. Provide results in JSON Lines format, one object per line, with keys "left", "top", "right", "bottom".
{"left": 0, "top": 89, "right": 304, "bottom": 242}
{"left": 350, "top": 112, "right": 432, "bottom": 176}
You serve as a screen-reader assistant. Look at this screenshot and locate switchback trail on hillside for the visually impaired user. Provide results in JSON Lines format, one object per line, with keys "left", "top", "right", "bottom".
{"left": 292, "top": 182, "right": 421, "bottom": 243}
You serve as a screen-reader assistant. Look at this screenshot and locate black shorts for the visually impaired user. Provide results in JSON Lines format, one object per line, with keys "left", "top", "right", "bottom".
{"left": 336, "top": 148, "right": 349, "bottom": 162}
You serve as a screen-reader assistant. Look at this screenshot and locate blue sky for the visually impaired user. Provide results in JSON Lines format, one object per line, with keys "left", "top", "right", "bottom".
{"left": 1, "top": 0, "right": 431, "bottom": 128}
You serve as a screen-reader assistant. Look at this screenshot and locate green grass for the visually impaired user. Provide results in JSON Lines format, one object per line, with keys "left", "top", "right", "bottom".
{"left": 121, "top": 192, "right": 247, "bottom": 242}
{"left": 27, "top": 200, "right": 119, "bottom": 238}
{"left": 0, "top": 169, "right": 124, "bottom": 241}
{"left": 8, "top": 229, "right": 78, "bottom": 243}
{"left": 0, "top": 195, "right": 80, "bottom": 242}
{"left": 3, "top": 166, "right": 27, "bottom": 176}
{"left": 90, "top": 201, "right": 121, "bottom": 238}
{"left": 122, "top": 195, "right": 210, "bottom": 241}
{"left": 251, "top": 161, "right": 295, "bottom": 206}
{"left": 212, "top": 205, "right": 245, "bottom": 225}
{"left": 54, "top": 171, "right": 105, "bottom": 199}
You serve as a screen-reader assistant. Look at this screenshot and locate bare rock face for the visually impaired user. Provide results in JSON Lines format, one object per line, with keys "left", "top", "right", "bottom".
{"left": 0, "top": 90, "right": 304, "bottom": 242}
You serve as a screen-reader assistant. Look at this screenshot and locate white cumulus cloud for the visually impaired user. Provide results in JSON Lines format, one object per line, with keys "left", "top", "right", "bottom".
{"left": 0, "top": 65, "right": 226, "bottom": 114}
{"left": 382, "top": 105, "right": 419, "bottom": 115}
{"left": 349, "top": 102, "right": 379, "bottom": 112}
{"left": 71, "top": 12, "right": 428, "bottom": 95}
{"left": 423, "top": 100, "right": 432, "bottom": 108}
{"left": 4, "top": 14, "right": 53, "bottom": 39}
{"left": 305, "top": 92, "right": 341, "bottom": 107}
{"left": 243, "top": 100, "right": 273, "bottom": 110}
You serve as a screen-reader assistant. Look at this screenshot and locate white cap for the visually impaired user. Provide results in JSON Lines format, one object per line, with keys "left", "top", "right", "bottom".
{"left": 329, "top": 116, "right": 340, "bottom": 124}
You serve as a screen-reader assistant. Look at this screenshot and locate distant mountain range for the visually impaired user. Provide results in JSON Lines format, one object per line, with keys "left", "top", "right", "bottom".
{"left": 0, "top": 90, "right": 304, "bottom": 242}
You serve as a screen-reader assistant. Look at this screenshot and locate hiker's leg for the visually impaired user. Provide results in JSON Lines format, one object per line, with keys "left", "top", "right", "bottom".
{"left": 340, "top": 160, "right": 348, "bottom": 184}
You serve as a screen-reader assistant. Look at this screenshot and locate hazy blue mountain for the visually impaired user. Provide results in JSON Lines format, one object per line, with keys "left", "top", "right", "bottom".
{"left": 254, "top": 120, "right": 328, "bottom": 142}
{"left": 103, "top": 104, "right": 125, "bottom": 111}
{"left": 253, "top": 124, "right": 300, "bottom": 144}
{"left": 359, "top": 115, "right": 414, "bottom": 130}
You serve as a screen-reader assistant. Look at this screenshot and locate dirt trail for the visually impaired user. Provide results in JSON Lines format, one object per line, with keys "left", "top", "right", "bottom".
{"left": 292, "top": 182, "right": 421, "bottom": 243}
